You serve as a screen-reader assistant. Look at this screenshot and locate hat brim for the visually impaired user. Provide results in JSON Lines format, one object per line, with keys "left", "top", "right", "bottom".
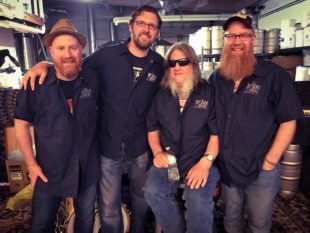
{"left": 43, "top": 30, "right": 87, "bottom": 48}
{"left": 223, "top": 16, "right": 253, "bottom": 31}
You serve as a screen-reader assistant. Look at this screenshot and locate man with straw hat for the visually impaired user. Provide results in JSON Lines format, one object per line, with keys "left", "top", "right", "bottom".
{"left": 14, "top": 18, "right": 100, "bottom": 233}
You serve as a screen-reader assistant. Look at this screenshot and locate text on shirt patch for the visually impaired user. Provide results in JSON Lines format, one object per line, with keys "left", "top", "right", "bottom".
{"left": 146, "top": 72, "right": 157, "bottom": 82}
{"left": 80, "top": 88, "right": 92, "bottom": 99}
{"left": 243, "top": 82, "right": 261, "bottom": 95}
{"left": 194, "top": 99, "right": 208, "bottom": 109}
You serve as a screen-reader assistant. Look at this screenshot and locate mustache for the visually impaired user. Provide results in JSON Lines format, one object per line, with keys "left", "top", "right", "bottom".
{"left": 61, "top": 58, "right": 76, "bottom": 63}
{"left": 139, "top": 32, "right": 151, "bottom": 37}
{"left": 230, "top": 45, "right": 244, "bottom": 49}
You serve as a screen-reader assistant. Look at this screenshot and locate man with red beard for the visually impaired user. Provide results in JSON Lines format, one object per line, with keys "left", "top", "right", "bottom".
{"left": 209, "top": 14, "right": 303, "bottom": 233}
{"left": 21, "top": 5, "right": 164, "bottom": 233}
{"left": 14, "top": 19, "right": 100, "bottom": 233}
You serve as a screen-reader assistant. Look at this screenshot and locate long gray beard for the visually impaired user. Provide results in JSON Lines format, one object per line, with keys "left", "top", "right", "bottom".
{"left": 169, "top": 76, "right": 194, "bottom": 99}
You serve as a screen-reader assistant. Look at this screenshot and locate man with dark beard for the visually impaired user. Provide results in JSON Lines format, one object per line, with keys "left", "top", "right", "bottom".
{"left": 14, "top": 19, "right": 100, "bottom": 233}
{"left": 21, "top": 5, "right": 164, "bottom": 233}
{"left": 209, "top": 14, "right": 303, "bottom": 233}
{"left": 144, "top": 43, "right": 220, "bottom": 233}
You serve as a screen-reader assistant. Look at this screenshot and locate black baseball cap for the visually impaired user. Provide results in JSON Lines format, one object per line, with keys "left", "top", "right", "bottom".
{"left": 223, "top": 14, "right": 253, "bottom": 31}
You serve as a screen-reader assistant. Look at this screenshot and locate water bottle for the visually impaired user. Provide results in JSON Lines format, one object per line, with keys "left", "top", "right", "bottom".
{"left": 165, "top": 147, "right": 180, "bottom": 182}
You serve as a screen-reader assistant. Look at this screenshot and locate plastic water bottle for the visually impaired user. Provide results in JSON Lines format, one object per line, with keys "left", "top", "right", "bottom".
{"left": 166, "top": 147, "right": 180, "bottom": 182}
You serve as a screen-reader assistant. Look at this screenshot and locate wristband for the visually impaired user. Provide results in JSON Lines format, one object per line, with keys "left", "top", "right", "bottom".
{"left": 265, "top": 158, "right": 277, "bottom": 166}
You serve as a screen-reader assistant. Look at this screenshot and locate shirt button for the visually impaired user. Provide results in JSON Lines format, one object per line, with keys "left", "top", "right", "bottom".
{"left": 227, "top": 114, "right": 231, "bottom": 118}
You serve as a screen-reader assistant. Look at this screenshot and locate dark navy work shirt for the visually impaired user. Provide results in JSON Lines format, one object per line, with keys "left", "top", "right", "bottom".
{"left": 14, "top": 67, "right": 100, "bottom": 197}
{"left": 147, "top": 81, "right": 217, "bottom": 177}
{"left": 83, "top": 40, "right": 165, "bottom": 159}
{"left": 209, "top": 59, "right": 303, "bottom": 187}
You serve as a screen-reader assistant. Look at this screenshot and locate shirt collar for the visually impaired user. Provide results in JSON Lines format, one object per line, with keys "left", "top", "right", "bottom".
{"left": 251, "top": 59, "right": 265, "bottom": 78}
{"left": 116, "top": 38, "right": 163, "bottom": 64}
{"left": 46, "top": 66, "right": 83, "bottom": 86}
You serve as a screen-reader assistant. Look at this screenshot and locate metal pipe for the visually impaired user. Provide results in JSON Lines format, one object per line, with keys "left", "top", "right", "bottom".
{"left": 87, "top": 5, "right": 96, "bottom": 54}
{"left": 110, "top": 20, "right": 116, "bottom": 42}
{"left": 21, "top": 33, "right": 38, "bottom": 71}
{"left": 113, "top": 14, "right": 232, "bottom": 25}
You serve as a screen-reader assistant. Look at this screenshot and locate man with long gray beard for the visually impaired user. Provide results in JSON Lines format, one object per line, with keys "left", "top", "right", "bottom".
{"left": 209, "top": 14, "right": 303, "bottom": 233}
{"left": 145, "top": 43, "right": 220, "bottom": 233}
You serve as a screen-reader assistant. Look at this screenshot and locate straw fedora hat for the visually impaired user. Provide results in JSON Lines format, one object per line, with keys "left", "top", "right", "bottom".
{"left": 43, "top": 19, "right": 87, "bottom": 48}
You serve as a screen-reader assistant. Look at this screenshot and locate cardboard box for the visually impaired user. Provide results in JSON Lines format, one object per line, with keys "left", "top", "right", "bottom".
{"left": 272, "top": 55, "right": 303, "bottom": 70}
{"left": 5, "top": 160, "right": 29, "bottom": 193}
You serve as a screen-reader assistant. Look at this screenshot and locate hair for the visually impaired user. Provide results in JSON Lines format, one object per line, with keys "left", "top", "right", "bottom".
{"left": 129, "top": 5, "right": 162, "bottom": 29}
{"left": 161, "top": 42, "right": 201, "bottom": 89}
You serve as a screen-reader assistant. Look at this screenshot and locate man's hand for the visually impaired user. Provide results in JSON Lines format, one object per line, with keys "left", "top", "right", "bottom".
{"left": 153, "top": 152, "right": 169, "bottom": 168}
{"left": 186, "top": 157, "right": 212, "bottom": 189}
{"left": 21, "top": 62, "right": 51, "bottom": 90}
{"left": 262, "top": 159, "right": 277, "bottom": 171}
{"left": 28, "top": 164, "right": 48, "bottom": 190}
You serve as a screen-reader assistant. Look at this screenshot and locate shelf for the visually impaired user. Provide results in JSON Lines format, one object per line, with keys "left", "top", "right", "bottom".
{"left": 275, "top": 46, "right": 310, "bottom": 56}
{"left": 199, "top": 46, "right": 310, "bottom": 60}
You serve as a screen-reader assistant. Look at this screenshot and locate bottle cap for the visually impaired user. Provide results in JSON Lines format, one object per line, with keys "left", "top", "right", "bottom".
{"left": 167, "top": 155, "right": 176, "bottom": 164}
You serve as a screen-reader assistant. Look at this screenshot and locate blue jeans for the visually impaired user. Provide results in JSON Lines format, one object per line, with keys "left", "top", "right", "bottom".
{"left": 221, "top": 165, "right": 280, "bottom": 233}
{"left": 144, "top": 165, "right": 220, "bottom": 233}
{"left": 73, "top": 184, "right": 97, "bottom": 233}
{"left": 31, "top": 183, "right": 97, "bottom": 233}
{"left": 98, "top": 151, "right": 150, "bottom": 233}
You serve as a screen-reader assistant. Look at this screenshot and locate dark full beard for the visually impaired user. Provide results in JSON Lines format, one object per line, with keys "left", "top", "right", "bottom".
{"left": 133, "top": 32, "right": 153, "bottom": 51}
{"left": 219, "top": 45, "right": 256, "bottom": 81}
{"left": 168, "top": 74, "right": 194, "bottom": 99}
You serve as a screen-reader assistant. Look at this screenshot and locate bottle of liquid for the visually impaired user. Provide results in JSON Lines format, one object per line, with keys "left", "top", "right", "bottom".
{"left": 165, "top": 147, "right": 180, "bottom": 182}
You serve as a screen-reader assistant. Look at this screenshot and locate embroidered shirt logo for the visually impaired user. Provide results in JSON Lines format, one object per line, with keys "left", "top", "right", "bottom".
{"left": 194, "top": 99, "right": 208, "bottom": 109}
{"left": 243, "top": 82, "right": 261, "bottom": 95}
{"left": 80, "top": 88, "right": 91, "bottom": 99}
{"left": 146, "top": 72, "right": 157, "bottom": 82}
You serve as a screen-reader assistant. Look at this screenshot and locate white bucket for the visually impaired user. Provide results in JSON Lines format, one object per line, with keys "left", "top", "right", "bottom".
{"left": 201, "top": 27, "right": 211, "bottom": 50}
{"left": 295, "top": 66, "right": 310, "bottom": 81}
{"left": 280, "top": 33, "right": 296, "bottom": 49}
{"left": 304, "top": 27, "right": 310, "bottom": 46}
{"left": 296, "top": 29, "right": 304, "bottom": 47}
{"left": 301, "top": 10, "right": 310, "bottom": 27}
{"left": 211, "top": 26, "right": 224, "bottom": 53}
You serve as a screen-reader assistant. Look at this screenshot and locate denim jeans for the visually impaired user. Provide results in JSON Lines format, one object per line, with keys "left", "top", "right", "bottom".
{"left": 221, "top": 165, "right": 280, "bottom": 233}
{"left": 144, "top": 165, "right": 220, "bottom": 233}
{"left": 31, "top": 183, "right": 97, "bottom": 233}
{"left": 74, "top": 183, "right": 97, "bottom": 233}
{"left": 98, "top": 151, "right": 150, "bottom": 233}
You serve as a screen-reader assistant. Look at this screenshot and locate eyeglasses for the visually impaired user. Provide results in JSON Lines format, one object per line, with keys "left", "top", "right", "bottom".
{"left": 134, "top": 21, "right": 158, "bottom": 30}
{"left": 224, "top": 33, "right": 254, "bottom": 41}
{"left": 168, "top": 58, "right": 191, "bottom": 67}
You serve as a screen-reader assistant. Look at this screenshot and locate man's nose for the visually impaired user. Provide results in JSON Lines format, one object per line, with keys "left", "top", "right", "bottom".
{"left": 63, "top": 48, "right": 72, "bottom": 57}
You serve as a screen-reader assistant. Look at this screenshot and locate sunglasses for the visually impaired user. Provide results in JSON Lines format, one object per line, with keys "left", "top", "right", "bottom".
{"left": 168, "top": 58, "right": 191, "bottom": 67}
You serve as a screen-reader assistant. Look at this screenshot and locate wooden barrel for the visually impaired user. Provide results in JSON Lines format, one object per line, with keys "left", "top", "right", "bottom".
{"left": 280, "top": 144, "right": 303, "bottom": 199}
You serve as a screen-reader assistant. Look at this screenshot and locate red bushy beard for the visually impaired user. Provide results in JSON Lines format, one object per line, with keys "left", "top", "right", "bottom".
{"left": 219, "top": 44, "right": 256, "bottom": 81}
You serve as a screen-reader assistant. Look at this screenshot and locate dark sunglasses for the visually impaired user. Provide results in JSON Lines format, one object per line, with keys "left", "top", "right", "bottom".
{"left": 168, "top": 58, "right": 191, "bottom": 67}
